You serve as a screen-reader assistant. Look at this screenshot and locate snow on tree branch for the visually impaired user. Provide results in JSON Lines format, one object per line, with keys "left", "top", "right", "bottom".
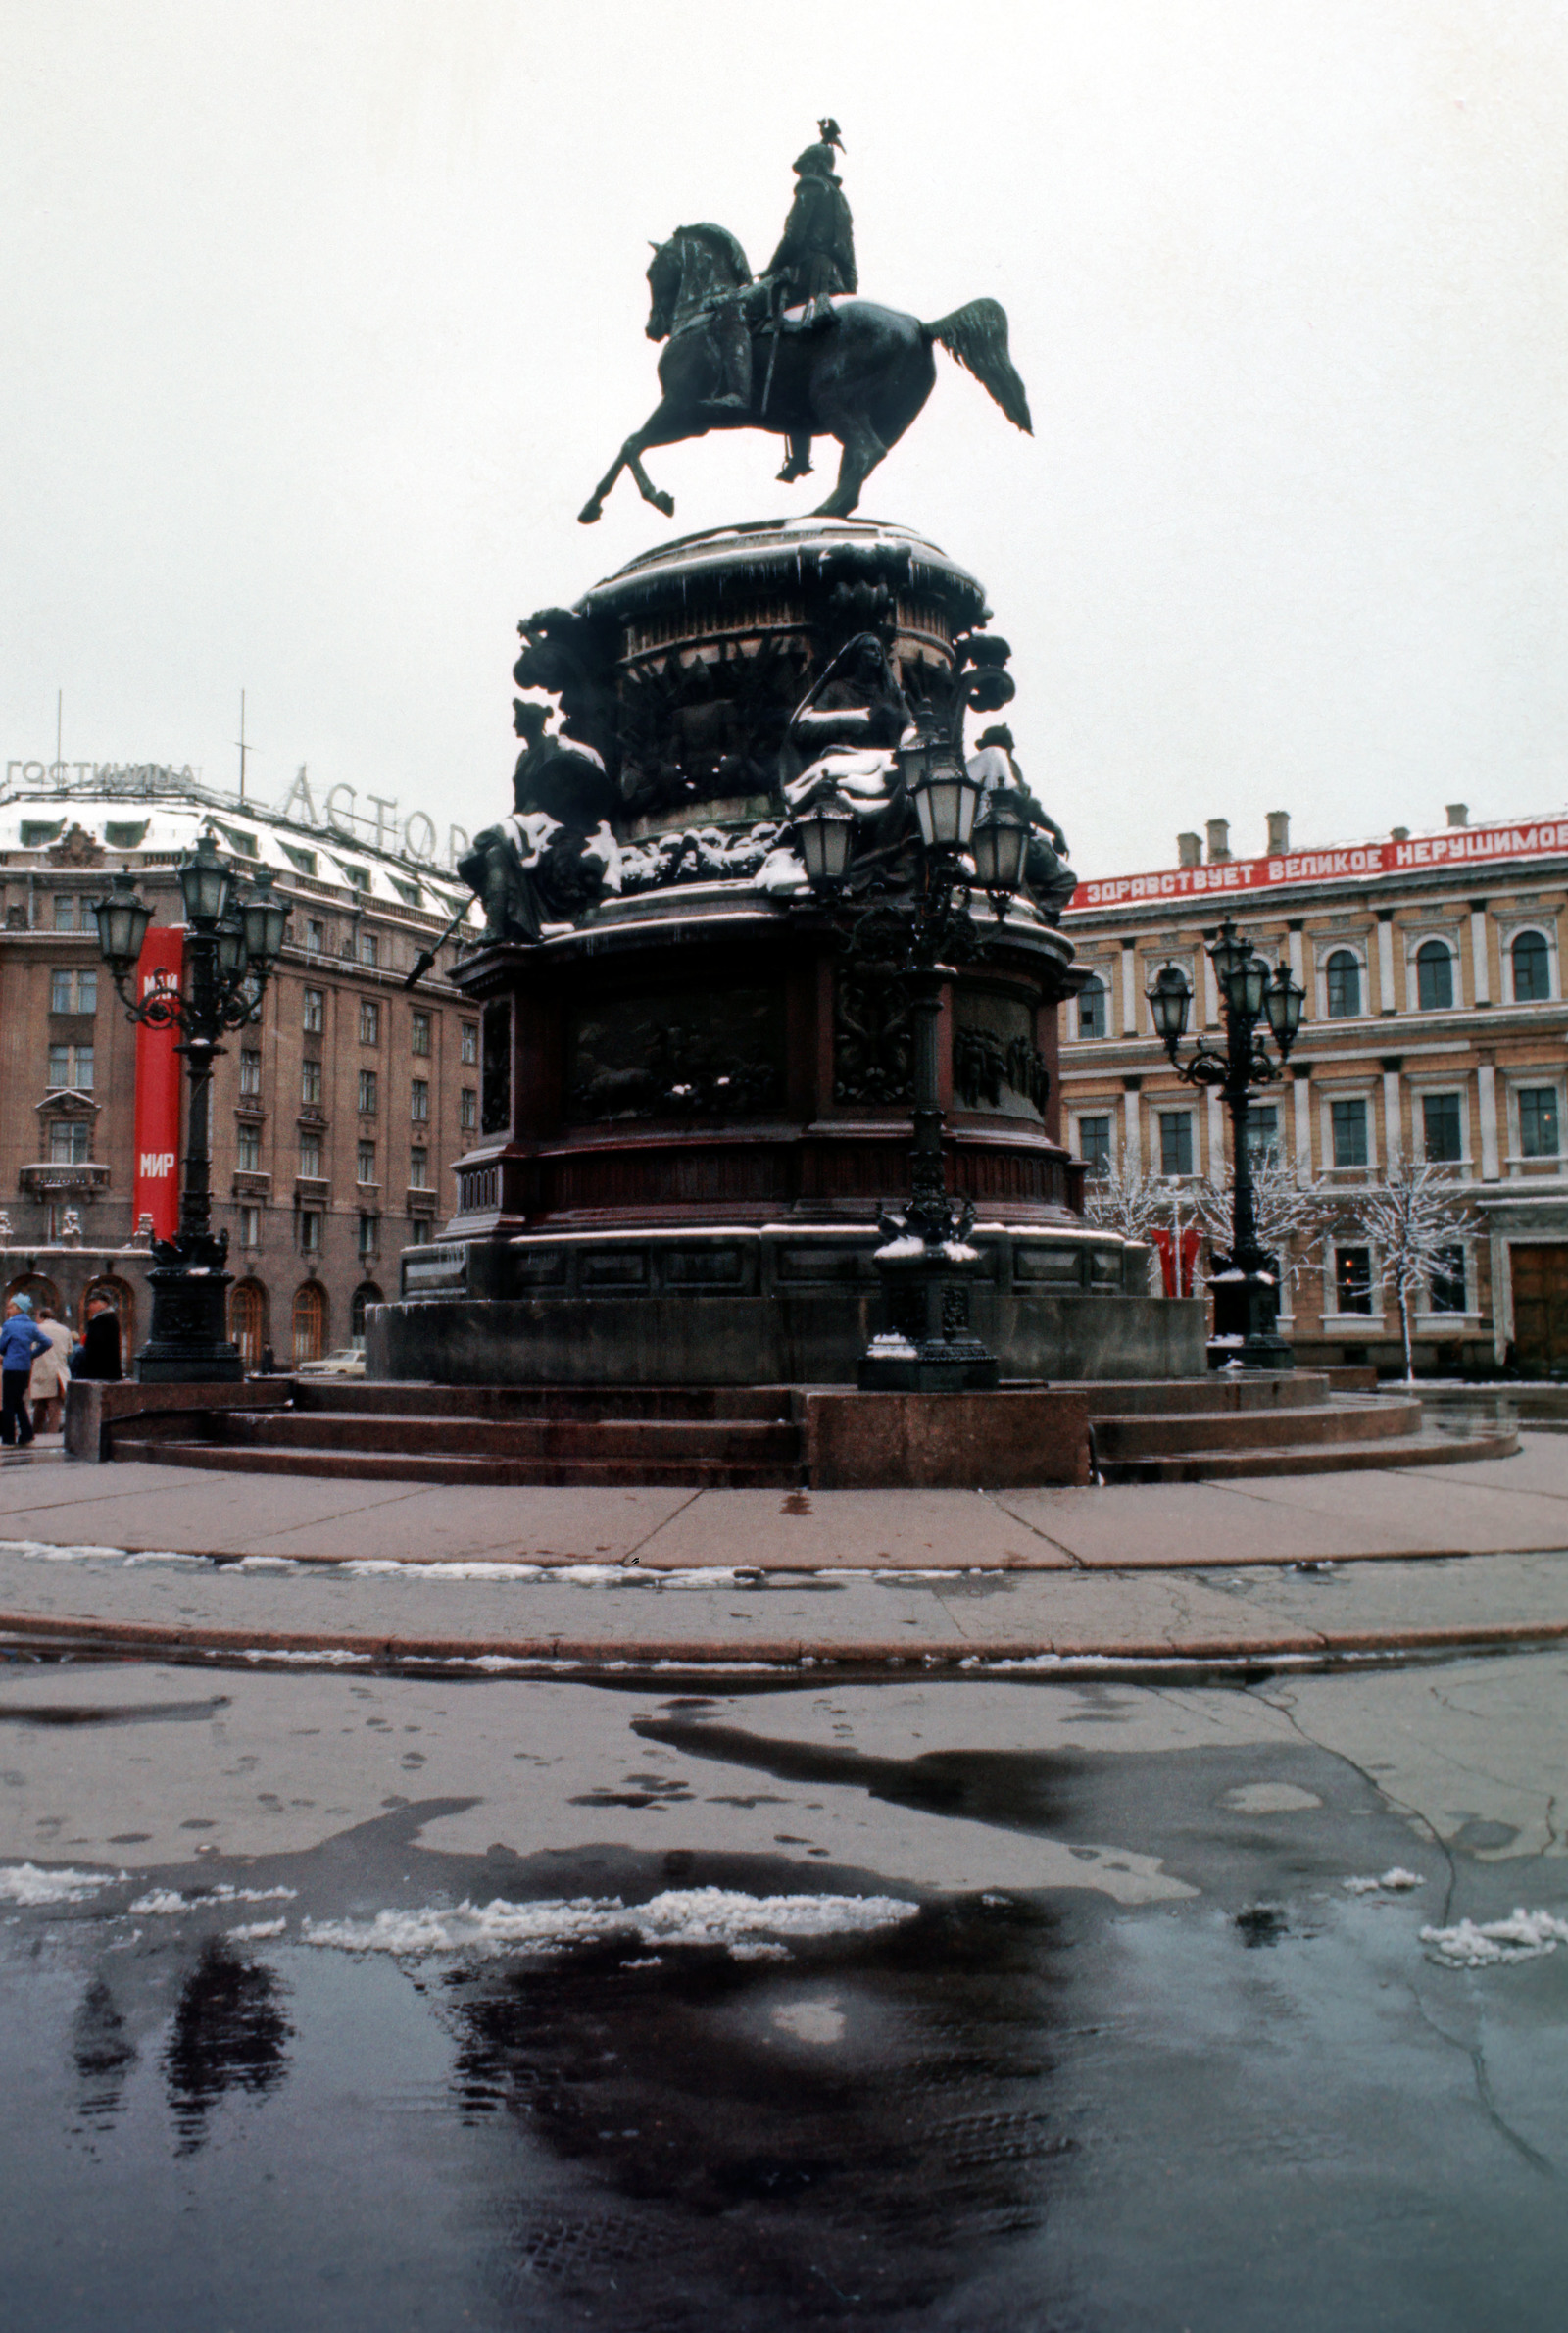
{"left": 1335, "top": 1153, "right": 1482, "bottom": 1381}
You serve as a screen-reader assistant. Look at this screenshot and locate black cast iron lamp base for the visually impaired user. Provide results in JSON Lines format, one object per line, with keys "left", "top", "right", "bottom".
{"left": 791, "top": 711, "right": 1029, "bottom": 1393}
{"left": 92, "top": 837, "right": 289, "bottom": 1384}
{"left": 1149, "top": 920, "right": 1305, "bottom": 1371}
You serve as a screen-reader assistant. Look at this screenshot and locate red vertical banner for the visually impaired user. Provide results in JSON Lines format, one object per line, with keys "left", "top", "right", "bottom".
{"left": 132, "top": 928, "right": 184, "bottom": 1240}
{"left": 1152, "top": 1225, "right": 1202, "bottom": 1297}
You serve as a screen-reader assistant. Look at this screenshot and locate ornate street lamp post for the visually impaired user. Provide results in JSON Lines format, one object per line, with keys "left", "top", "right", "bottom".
{"left": 792, "top": 719, "right": 1032, "bottom": 1392}
{"left": 1148, "top": 918, "right": 1304, "bottom": 1369}
{"left": 91, "top": 836, "right": 290, "bottom": 1381}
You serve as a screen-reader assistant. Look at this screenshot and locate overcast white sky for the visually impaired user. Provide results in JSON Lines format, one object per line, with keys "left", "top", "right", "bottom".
{"left": 3, "top": 0, "right": 1565, "bottom": 876}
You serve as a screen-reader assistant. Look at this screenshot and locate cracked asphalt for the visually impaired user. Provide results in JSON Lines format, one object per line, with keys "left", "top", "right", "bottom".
{"left": 0, "top": 1651, "right": 1564, "bottom": 2328}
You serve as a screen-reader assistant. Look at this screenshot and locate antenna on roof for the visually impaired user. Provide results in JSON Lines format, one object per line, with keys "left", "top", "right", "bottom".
{"left": 236, "top": 690, "right": 259, "bottom": 804}
{"left": 55, "top": 690, "right": 63, "bottom": 792}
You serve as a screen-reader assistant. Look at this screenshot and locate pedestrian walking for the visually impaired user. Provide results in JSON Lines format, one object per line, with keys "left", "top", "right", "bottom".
{"left": 1, "top": 1297, "right": 54, "bottom": 1447}
{"left": 73, "top": 1292, "right": 124, "bottom": 1383}
{"left": 27, "top": 1306, "right": 74, "bottom": 1434}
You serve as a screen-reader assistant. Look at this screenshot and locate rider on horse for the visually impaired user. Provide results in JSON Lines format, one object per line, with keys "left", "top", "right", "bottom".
{"left": 763, "top": 119, "right": 855, "bottom": 482}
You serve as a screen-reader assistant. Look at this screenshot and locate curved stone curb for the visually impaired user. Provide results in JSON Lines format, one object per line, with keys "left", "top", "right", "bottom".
{"left": 0, "top": 1606, "right": 1565, "bottom": 1674}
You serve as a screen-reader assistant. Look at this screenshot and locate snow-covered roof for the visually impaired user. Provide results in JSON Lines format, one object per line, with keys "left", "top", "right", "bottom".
{"left": 0, "top": 782, "right": 475, "bottom": 922}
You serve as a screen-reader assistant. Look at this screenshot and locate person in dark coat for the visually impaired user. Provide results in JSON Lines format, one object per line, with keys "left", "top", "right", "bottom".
{"left": 1, "top": 1296, "right": 53, "bottom": 1446}
{"left": 74, "top": 1293, "right": 124, "bottom": 1383}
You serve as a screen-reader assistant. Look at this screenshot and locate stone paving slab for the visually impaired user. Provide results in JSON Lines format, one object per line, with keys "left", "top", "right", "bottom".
{"left": 0, "top": 1538, "right": 1563, "bottom": 1672}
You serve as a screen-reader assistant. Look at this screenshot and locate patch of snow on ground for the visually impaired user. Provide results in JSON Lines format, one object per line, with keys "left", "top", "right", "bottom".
{"left": 240, "top": 1649, "right": 373, "bottom": 1665}
{"left": 130, "top": 1884, "right": 296, "bottom": 1915}
{"left": 1344, "top": 1868, "right": 1426, "bottom": 1894}
{"left": 228, "top": 1918, "right": 287, "bottom": 1941}
{"left": 301, "top": 1885, "right": 920, "bottom": 1960}
{"left": 1421, "top": 1908, "right": 1568, "bottom": 1966}
{"left": 0, "top": 1862, "right": 122, "bottom": 1905}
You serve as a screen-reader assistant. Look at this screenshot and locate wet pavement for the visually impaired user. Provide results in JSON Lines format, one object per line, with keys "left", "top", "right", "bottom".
{"left": 1, "top": 1653, "right": 1564, "bottom": 2328}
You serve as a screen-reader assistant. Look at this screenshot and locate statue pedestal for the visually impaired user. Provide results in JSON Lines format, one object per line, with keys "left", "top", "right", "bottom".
{"left": 369, "top": 519, "right": 1205, "bottom": 1390}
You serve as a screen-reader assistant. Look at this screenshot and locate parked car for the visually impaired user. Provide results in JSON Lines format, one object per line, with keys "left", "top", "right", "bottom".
{"left": 294, "top": 1347, "right": 367, "bottom": 1377}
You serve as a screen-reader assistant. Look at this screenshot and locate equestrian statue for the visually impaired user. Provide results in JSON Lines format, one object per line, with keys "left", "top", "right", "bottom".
{"left": 579, "top": 121, "right": 1033, "bottom": 526}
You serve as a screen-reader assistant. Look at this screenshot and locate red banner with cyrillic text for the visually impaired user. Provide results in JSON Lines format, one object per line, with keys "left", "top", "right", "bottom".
{"left": 132, "top": 928, "right": 184, "bottom": 1240}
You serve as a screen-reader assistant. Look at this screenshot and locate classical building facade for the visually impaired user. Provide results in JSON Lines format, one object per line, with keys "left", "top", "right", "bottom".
{"left": 1061, "top": 804, "right": 1568, "bottom": 1372}
{"left": 0, "top": 772, "right": 476, "bottom": 1366}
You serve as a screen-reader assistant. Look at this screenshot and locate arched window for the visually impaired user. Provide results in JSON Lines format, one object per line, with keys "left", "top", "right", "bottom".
{"left": 230, "top": 1280, "right": 269, "bottom": 1371}
{"left": 1416, "top": 939, "right": 1453, "bottom": 1011}
{"left": 292, "top": 1281, "right": 328, "bottom": 1365}
{"left": 1512, "top": 929, "right": 1550, "bottom": 1003}
{"left": 1325, "top": 950, "right": 1361, "bottom": 1018}
{"left": 350, "top": 1282, "right": 382, "bottom": 1347}
{"left": 5, "top": 1273, "right": 60, "bottom": 1320}
{"left": 1077, "top": 977, "right": 1106, "bottom": 1040}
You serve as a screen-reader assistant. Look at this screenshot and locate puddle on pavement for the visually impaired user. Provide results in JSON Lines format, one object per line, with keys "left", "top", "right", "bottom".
{"left": 0, "top": 1677, "right": 1564, "bottom": 2330}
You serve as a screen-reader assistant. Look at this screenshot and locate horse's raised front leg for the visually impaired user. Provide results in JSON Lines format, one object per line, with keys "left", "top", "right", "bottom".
{"left": 579, "top": 403, "right": 684, "bottom": 524}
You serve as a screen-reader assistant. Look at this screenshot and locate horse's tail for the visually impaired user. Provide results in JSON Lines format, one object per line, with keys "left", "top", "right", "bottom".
{"left": 922, "top": 299, "right": 1032, "bottom": 434}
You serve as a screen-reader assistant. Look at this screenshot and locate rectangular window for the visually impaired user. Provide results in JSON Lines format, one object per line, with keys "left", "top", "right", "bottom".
{"left": 359, "top": 1068, "right": 379, "bottom": 1116}
{"left": 48, "top": 1121, "right": 90, "bottom": 1165}
{"left": 46, "top": 1042, "right": 69, "bottom": 1087}
{"left": 358, "top": 1213, "right": 379, "bottom": 1258}
{"left": 237, "top": 1205, "right": 261, "bottom": 1248}
{"left": 239, "top": 1048, "right": 262, "bottom": 1097}
{"left": 411, "top": 1011, "right": 431, "bottom": 1057}
{"left": 1335, "top": 1246, "right": 1373, "bottom": 1315}
{"left": 237, "top": 1123, "right": 262, "bottom": 1170}
{"left": 1520, "top": 1086, "right": 1559, "bottom": 1159}
{"left": 357, "top": 1142, "right": 376, "bottom": 1184}
{"left": 307, "top": 918, "right": 325, "bottom": 953}
{"left": 299, "top": 1131, "right": 323, "bottom": 1177}
{"left": 299, "top": 1210, "right": 321, "bottom": 1254}
{"left": 1078, "top": 982, "right": 1106, "bottom": 1040}
{"left": 1158, "top": 1111, "right": 1193, "bottom": 1176}
{"left": 303, "top": 987, "right": 323, "bottom": 1033}
{"left": 461, "top": 1021, "right": 478, "bottom": 1066}
{"left": 49, "top": 969, "right": 73, "bottom": 1015}
{"left": 301, "top": 1059, "right": 322, "bottom": 1105}
{"left": 460, "top": 1086, "right": 477, "bottom": 1131}
{"left": 360, "top": 930, "right": 379, "bottom": 968}
{"left": 411, "top": 1077, "right": 429, "bottom": 1123}
{"left": 1244, "top": 1105, "right": 1278, "bottom": 1166}
{"left": 77, "top": 969, "right": 96, "bottom": 1014}
{"left": 1422, "top": 1092, "right": 1462, "bottom": 1164}
{"left": 1331, "top": 1098, "right": 1369, "bottom": 1168}
{"left": 409, "top": 1216, "right": 433, "bottom": 1245}
{"left": 74, "top": 1046, "right": 93, "bottom": 1092}
{"left": 1429, "top": 1244, "right": 1467, "bottom": 1314}
{"left": 409, "top": 1148, "right": 428, "bottom": 1189}
{"left": 1078, "top": 1115, "right": 1111, "bottom": 1176}
{"left": 359, "top": 999, "right": 380, "bottom": 1045}
{"left": 52, "top": 895, "right": 75, "bottom": 932}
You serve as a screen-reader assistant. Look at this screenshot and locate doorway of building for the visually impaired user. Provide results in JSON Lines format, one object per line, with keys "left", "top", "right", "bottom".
{"left": 1509, "top": 1244, "right": 1568, "bottom": 1374}
{"left": 291, "top": 1281, "right": 328, "bottom": 1365}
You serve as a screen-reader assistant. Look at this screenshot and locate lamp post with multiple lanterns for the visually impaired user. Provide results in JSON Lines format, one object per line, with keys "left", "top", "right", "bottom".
{"left": 792, "top": 711, "right": 1033, "bottom": 1391}
{"left": 92, "top": 834, "right": 290, "bottom": 1382}
{"left": 1147, "top": 919, "right": 1305, "bottom": 1369}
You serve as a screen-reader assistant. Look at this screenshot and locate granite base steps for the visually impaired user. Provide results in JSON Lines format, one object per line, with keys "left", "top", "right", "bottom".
{"left": 76, "top": 1372, "right": 1518, "bottom": 1489}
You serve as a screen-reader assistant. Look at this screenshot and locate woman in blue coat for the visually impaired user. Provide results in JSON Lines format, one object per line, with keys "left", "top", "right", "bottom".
{"left": 1, "top": 1295, "right": 53, "bottom": 1447}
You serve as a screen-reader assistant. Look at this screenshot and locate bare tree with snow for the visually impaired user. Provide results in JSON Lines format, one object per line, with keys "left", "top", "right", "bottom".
{"left": 1334, "top": 1154, "right": 1483, "bottom": 1382}
{"left": 1190, "top": 1152, "right": 1331, "bottom": 1315}
{"left": 1082, "top": 1159, "right": 1169, "bottom": 1285}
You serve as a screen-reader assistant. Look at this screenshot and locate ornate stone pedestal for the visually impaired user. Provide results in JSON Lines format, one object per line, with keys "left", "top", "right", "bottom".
{"left": 370, "top": 518, "right": 1205, "bottom": 1388}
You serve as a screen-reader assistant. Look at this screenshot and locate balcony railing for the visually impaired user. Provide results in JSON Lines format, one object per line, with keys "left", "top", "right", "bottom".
{"left": 20, "top": 1162, "right": 111, "bottom": 1193}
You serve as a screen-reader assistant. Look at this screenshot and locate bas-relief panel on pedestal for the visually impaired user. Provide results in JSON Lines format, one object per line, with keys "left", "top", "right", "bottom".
{"left": 565, "top": 984, "right": 786, "bottom": 1123}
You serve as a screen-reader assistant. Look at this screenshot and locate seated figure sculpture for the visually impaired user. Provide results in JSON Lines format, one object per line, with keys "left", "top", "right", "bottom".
{"left": 458, "top": 702, "right": 622, "bottom": 942}
{"left": 967, "top": 723, "right": 1077, "bottom": 922}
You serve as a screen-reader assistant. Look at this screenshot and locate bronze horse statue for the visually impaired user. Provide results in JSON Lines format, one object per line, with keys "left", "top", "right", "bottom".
{"left": 579, "top": 223, "right": 1032, "bottom": 525}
